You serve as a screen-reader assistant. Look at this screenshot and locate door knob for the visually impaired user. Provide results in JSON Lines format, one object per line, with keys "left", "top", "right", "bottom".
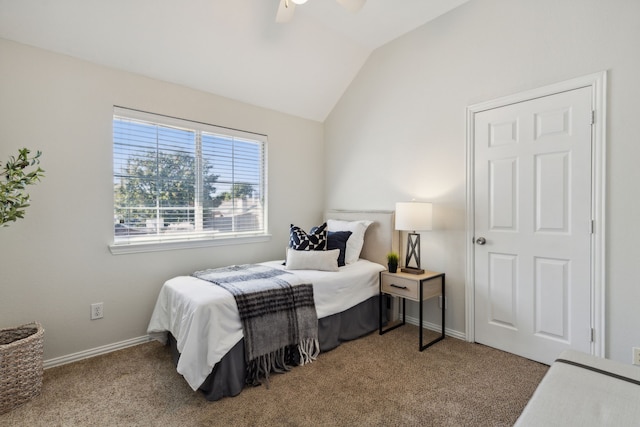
{"left": 476, "top": 237, "right": 486, "bottom": 245}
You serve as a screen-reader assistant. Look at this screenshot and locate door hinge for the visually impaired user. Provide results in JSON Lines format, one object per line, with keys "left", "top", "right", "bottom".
{"left": 591, "top": 110, "right": 596, "bottom": 125}
{"left": 591, "top": 219, "right": 595, "bottom": 234}
{"left": 590, "top": 328, "right": 595, "bottom": 342}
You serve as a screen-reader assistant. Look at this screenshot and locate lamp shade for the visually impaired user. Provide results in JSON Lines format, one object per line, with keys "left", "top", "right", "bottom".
{"left": 395, "top": 202, "right": 433, "bottom": 231}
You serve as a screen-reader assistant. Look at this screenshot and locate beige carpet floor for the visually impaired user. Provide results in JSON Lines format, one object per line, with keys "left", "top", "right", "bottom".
{"left": 0, "top": 326, "right": 548, "bottom": 426}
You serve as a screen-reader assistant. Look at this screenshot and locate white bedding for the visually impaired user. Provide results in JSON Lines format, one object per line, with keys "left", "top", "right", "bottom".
{"left": 147, "top": 259, "right": 385, "bottom": 390}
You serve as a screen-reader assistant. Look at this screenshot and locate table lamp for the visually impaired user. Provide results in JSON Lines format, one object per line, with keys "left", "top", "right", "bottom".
{"left": 395, "top": 201, "right": 432, "bottom": 274}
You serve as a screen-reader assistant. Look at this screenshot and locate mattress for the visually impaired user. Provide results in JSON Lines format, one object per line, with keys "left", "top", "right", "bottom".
{"left": 147, "top": 259, "right": 385, "bottom": 390}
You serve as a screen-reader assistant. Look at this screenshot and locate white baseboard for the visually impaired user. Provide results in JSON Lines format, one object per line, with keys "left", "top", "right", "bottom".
{"left": 43, "top": 320, "right": 464, "bottom": 370}
{"left": 44, "top": 335, "right": 151, "bottom": 369}
{"left": 404, "top": 315, "right": 466, "bottom": 341}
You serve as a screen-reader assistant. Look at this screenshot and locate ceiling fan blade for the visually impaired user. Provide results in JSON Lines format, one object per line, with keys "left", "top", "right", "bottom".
{"left": 336, "top": 0, "right": 366, "bottom": 13}
{"left": 276, "top": 0, "right": 296, "bottom": 23}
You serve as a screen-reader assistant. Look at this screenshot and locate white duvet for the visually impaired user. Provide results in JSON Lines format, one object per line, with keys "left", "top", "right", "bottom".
{"left": 147, "top": 259, "right": 385, "bottom": 390}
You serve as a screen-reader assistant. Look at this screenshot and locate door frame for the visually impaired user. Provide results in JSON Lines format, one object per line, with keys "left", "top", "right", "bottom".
{"left": 464, "top": 72, "right": 607, "bottom": 357}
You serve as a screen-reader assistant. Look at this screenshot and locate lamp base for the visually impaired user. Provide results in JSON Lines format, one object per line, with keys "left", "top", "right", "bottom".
{"left": 401, "top": 267, "right": 425, "bottom": 275}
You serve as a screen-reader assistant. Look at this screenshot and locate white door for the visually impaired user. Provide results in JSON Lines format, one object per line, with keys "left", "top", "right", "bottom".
{"left": 473, "top": 87, "right": 593, "bottom": 364}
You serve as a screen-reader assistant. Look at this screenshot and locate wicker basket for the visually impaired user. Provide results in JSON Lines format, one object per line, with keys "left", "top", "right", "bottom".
{"left": 0, "top": 322, "right": 44, "bottom": 414}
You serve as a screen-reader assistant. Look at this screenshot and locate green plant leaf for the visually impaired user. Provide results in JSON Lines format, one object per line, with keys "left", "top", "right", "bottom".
{"left": 1, "top": 148, "right": 45, "bottom": 226}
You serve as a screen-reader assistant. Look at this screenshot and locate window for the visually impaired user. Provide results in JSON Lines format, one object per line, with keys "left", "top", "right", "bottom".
{"left": 111, "top": 107, "right": 267, "bottom": 252}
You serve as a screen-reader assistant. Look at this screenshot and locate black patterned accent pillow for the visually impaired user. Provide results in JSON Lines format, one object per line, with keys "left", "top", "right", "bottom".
{"left": 289, "top": 223, "right": 327, "bottom": 250}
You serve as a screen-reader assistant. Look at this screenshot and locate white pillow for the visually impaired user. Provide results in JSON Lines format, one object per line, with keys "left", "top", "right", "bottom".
{"left": 326, "top": 219, "right": 373, "bottom": 264}
{"left": 285, "top": 248, "right": 340, "bottom": 271}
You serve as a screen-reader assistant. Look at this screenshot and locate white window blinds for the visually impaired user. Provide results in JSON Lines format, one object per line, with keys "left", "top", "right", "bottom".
{"left": 112, "top": 107, "right": 267, "bottom": 247}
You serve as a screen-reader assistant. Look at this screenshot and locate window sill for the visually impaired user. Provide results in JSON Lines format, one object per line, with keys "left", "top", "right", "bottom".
{"left": 109, "top": 234, "right": 271, "bottom": 255}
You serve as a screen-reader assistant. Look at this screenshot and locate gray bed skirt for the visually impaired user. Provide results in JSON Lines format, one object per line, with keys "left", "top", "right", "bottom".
{"left": 169, "top": 294, "right": 385, "bottom": 401}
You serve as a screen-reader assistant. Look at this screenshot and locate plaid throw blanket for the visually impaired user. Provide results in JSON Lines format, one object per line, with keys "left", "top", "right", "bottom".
{"left": 193, "top": 264, "right": 319, "bottom": 386}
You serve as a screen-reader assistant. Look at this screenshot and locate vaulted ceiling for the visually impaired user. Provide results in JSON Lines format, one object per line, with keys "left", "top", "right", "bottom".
{"left": 0, "top": 0, "right": 469, "bottom": 121}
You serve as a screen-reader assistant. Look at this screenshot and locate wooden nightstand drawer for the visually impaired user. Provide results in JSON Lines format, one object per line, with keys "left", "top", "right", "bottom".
{"left": 381, "top": 274, "right": 419, "bottom": 300}
{"left": 381, "top": 272, "right": 442, "bottom": 302}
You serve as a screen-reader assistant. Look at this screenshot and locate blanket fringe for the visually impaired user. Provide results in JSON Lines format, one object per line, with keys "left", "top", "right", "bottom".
{"left": 246, "top": 340, "right": 320, "bottom": 387}
{"left": 247, "top": 346, "right": 294, "bottom": 388}
{"left": 298, "top": 338, "right": 320, "bottom": 365}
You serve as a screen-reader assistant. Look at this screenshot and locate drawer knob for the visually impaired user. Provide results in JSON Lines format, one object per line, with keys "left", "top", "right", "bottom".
{"left": 390, "top": 284, "right": 408, "bottom": 290}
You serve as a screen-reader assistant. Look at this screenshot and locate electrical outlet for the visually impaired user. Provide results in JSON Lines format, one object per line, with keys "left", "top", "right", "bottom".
{"left": 91, "top": 302, "right": 104, "bottom": 320}
{"left": 633, "top": 347, "right": 640, "bottom": 366}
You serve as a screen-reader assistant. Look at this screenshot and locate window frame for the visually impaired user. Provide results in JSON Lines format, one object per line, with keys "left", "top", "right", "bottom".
{"left": 109, "top": 106, "right": 269, "bottom": 255}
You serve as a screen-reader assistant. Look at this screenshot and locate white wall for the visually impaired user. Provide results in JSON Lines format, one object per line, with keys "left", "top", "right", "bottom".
{"left": 325, "top": 0, "right": 640, "bottom": 363}
{"left": 0, "top": 39, "right": 324, "bottom": 361}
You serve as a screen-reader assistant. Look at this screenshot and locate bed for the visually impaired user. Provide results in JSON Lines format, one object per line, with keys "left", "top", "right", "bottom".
{"left": 147, "top": 210, "right": 397, "bottom": 401}
{"left": 515, "top": 350, "right": 640, "bottom": 426}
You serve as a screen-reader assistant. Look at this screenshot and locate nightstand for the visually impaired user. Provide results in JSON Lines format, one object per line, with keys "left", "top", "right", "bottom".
{"left": 379, "top": 270, "right": 445, "bottom": 351}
